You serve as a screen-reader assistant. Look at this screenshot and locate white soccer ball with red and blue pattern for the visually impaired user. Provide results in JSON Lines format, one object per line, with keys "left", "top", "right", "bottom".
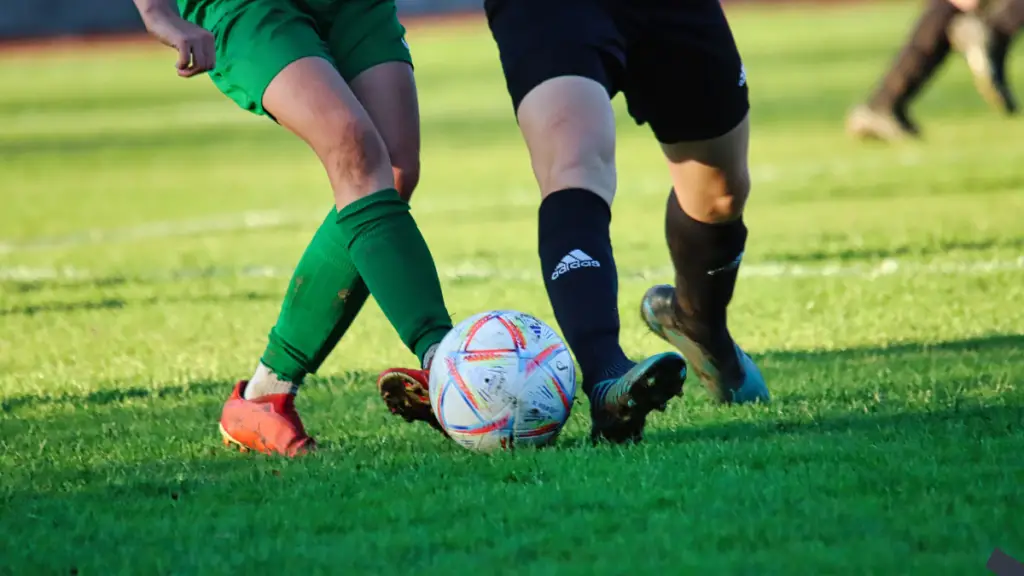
{"left": 428, "top": 310, "right": 577, "bottom": 452}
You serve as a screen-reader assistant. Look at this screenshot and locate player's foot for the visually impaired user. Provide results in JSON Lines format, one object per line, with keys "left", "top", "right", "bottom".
{"left": 587, "top": 352, "right": 687, "bottom": 444}
{"left": 641, "top": 284, "right": 769, "bottom": 405}
{"left": 218, "top": 380, "right": 314, "bottom": 457}
{"left": 846, "top": 104, "right": 920, "bottom": 141}
{"left": 377, "top": 367, "right": 446, "bottom": 434}
{"left": 949, "top": 14, "right": 1017, "bottom": 114}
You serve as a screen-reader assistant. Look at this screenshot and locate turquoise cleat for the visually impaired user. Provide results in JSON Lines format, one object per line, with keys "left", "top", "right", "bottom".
{"left": 587, "top": 351, "right": 686, "bottom": 444}
{"left": 640, "top": 284, "right": 769, "bottom": 405}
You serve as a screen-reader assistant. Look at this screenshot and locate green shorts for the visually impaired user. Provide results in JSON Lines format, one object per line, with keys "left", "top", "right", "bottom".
{"left": 180, "top": 0, "right": 411, "bottom": 116}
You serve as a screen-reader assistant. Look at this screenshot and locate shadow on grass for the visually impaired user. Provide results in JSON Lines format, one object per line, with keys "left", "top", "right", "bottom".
{"left": 1, "top": 331, "right": 1021, "bottom": 543}
{"left": 635, "top": 332, "right": 1024, "bottom": 445}
{"left": 3, "top": 332, "right": 1021, "bottom": 482}
{"left": 644, "top": 402, "right": 1021, "bottom": 447}
{"left": 4, "top": 332, "right": 1020, "bottom": 414}
{"left": 0, "top": 371, "right": 409, "bottom": 500}
{"left": 0, "top": 371, "right": 382, "bottom": 414}
{"left": 762, "top": 237, "right": 1024, "bottom": 265}
{"left": 759, "top": 333, "right": 1024, "bottom": 362}
{"left": 0, "top": 378, "right": 233, "bottom": 413}
{"left": 0, "top": 289, "right": 279, "bottom": 318}
{"left": 3, "top": 332, "right": 1020, "bottom": 446}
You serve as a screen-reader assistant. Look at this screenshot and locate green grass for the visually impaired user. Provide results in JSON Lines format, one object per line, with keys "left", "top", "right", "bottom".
{"left": 2, "top": 2, "right": 1023, "bottom": 574}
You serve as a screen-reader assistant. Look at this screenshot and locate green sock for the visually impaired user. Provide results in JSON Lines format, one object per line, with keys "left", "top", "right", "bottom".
{"left": 260, "top": 210, "right": 371, "bottom": 383}
{"left": 336, "top": 189, "right": 453, "bottom": 363}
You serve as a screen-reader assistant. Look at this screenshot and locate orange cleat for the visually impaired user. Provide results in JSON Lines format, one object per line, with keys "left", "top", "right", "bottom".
{"left": 377, "top": 368, "right": 445, "bottom": 435}
{"left": 218, "top": 381, "right": 314, "bottom": 457}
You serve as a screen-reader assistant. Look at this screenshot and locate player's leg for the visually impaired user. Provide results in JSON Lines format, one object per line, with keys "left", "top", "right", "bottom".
{"left": 259, "top": 63, "right": 418, "bottom": 408}
{"left": 349, "top": 63, "right": 420, "bottom": 200}
{"left": 847, "top": 0, "right": 962, "bottom": 141}
{"left": 983, "top": 0, "right": 1024, "bottom": 105}
{"left": 351, "top": 64, "right": 437, "bottom": 427}
{"left": 325, "top": 0, "right": 421, "bottom": 201}
{"left": 624, "top": 0, "right": 768, "bottom": 405}
{"left": 260, "top": 65, "right": 452, "bottom": 388}
{"left": 184, "top": 0, "right": 334, "bottom": 455}
{"left": 485, "top": 0, "right": 686, "bottom": 444}
{"left": 318, "top": 0, "right": 440, "bottom": 429}
{"left": 199, "top": 0, "right": 452, "bottom": 456}
{"left": 950, "top": 0, "right": 1023, "bottom": 112}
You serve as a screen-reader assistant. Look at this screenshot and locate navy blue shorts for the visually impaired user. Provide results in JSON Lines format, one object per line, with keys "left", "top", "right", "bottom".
{"left": 484, "top": 0, "right": 750, "bottom": 143}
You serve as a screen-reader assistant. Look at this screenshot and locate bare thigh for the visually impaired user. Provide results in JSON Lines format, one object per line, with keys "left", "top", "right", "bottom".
{"left": 262, "top": 56, "right": 395, "bottom": 209}
{"left": 349, "top": 61, "right": 421, "bottom": 200}
{"left": 516, "top": 76, "right": 618, "bottom": 203}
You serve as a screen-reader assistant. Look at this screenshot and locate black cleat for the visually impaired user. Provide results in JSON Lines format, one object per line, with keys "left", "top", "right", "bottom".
{"left": 640, "top": 284, "right": 770, "bottom": 405}
{"left": 587, "top": 352, "right": 686, "bottom": 444}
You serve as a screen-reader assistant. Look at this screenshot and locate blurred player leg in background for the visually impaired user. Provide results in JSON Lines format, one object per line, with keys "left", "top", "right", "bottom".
{"left": 949, "top": 0, "right": 1023, "bottom": 113}
{"left": 158, "top": 0, "right": 453, "bottom": 455}
{"left": 622, "top": 0, "right": 770, "bottom": 407}
{"left": 847, "top": 0, "right": 962, "bottom": 140}
{"left": 848, "top": 0, "right": 1021, "bottom": 141}
{"left": 486, "top": 0, "right": 687, "bottom": 444}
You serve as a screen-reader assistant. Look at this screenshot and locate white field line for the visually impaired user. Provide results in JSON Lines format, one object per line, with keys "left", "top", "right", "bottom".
{"left": 0, "top": 147, "right": 1015, "bottom": 261}
{"left": 6, "top": 141, "right": 1010, "bottom": 259}
{"left": 0, "top": 210, "right": 310, "bottom": 255}
{"left": 1, "top": 257, "right": 1022, "bottom": 284}
{"left": 0, "top": 193, "right": 541, "bottom": 255}
{"left": 0, "top": 147, "right": 945, "bottom": 256}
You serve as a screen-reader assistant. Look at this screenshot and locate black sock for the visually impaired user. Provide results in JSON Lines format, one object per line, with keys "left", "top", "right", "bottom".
{"left": 664, "top": 190, "right": 746, "bottom": 371}
{"left": 538, "top": 188, "right": 633, "bottom": 393}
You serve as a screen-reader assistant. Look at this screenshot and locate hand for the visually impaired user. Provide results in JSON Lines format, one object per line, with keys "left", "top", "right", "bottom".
{"left": 141, "top": 10, "right": 216, "bottom": 78}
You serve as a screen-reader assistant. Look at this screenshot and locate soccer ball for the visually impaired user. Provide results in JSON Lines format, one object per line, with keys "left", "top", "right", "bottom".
{"left": 428, "top": 310, "right": 577, "bottom": 452}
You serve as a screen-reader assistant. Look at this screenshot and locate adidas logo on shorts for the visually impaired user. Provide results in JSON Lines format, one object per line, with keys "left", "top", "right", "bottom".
{"left": 551, "top": 249, "right": 601, "bottom": 280}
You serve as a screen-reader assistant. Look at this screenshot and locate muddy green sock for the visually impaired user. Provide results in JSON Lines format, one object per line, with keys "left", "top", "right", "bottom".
{"left": 336, "top": 189, "right": 453, "bottom": 364}
{"left": 259, "top": 210, "right": 372, "bottom": 385}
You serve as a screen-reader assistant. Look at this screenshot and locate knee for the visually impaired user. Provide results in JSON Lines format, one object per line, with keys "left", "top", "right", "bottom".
{"left": 537, "top": 143, "right": 616, "bottom": 204}
{"left": 518, "top": 76, "right": 618, "bottom": 203}
{"left": 663, "top": 113, "right": 751, "bottom": 223}
{"left": 677, "top": 166, "right": 750, "bottom": 223}
{"left": 391, "top": 155, "right": 421, "bottom": 202}
{"left": 712, "top": 167, "right": 751, "bottom": 222}
{"left": 317, "top": 116, "right": 393, "bottom": 201}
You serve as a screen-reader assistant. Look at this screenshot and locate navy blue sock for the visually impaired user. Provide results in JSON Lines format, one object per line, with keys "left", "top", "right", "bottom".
{"left": 538, "top": 188, "right": 633, "bottom": 393}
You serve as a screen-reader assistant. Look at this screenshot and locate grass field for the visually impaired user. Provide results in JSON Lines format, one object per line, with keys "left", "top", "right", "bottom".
{"left": 2, "top": 2, "right": 1023, "bottom": 574}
